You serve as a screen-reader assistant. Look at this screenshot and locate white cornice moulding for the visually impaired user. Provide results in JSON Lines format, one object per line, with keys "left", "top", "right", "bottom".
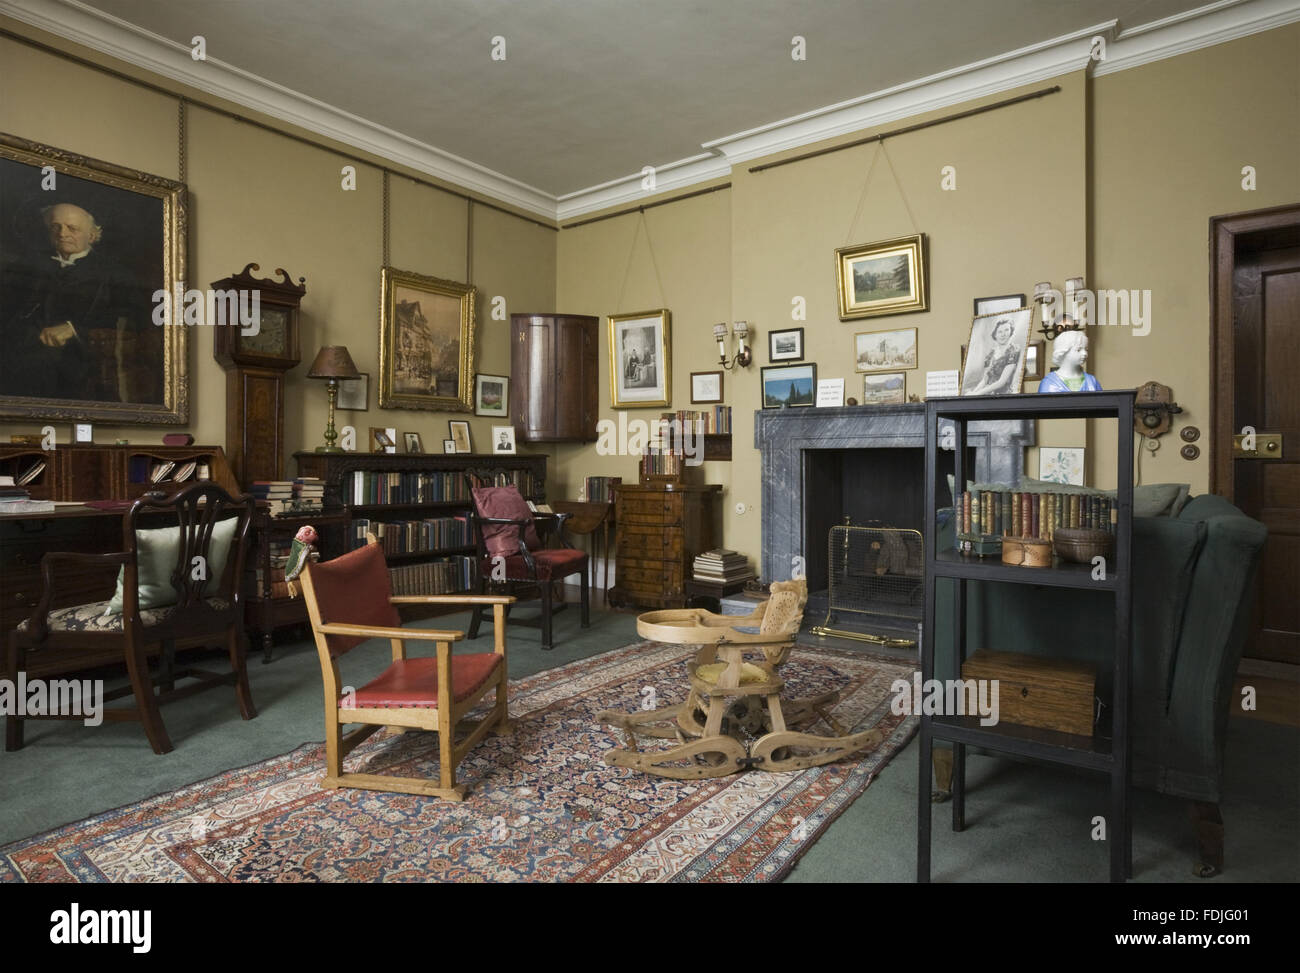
{"left": 4, "top": 0, "right": 1298, "bottom": 223}
{"left": 0, "top": 0, "right": 558, "bottom": 219}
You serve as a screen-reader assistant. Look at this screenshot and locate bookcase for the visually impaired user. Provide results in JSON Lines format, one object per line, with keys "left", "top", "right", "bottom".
{"left": 293, "top": 451, "right": 547, "bottom": 600}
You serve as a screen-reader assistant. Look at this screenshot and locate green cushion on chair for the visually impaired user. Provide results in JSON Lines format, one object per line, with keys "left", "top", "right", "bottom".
{"left": 106, "top": 517, "right": 238, "bottom": 615}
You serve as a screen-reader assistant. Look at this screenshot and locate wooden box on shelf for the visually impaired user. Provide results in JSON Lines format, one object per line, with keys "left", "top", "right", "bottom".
{"left": 961, "top": 649, "right": 1096, "bottom": 737}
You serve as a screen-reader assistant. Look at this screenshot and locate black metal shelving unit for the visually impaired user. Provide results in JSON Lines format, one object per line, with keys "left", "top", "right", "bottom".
{"left": 918, "top": 390, "right": 1136, "bottom": 883}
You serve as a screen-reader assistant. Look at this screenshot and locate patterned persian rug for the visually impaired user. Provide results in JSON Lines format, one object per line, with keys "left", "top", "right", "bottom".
{"left": 1, "top": 641, "right": 916, "bottom": 883}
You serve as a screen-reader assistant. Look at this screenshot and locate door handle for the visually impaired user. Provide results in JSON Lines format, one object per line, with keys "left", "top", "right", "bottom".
{"left": 1232, "top": 432, "right": 1284, "bottom": 458}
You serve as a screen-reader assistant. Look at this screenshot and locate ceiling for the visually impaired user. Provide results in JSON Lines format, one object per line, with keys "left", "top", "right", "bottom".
{"left": 73, "top": 0, "right": 1216, "bottom": 199}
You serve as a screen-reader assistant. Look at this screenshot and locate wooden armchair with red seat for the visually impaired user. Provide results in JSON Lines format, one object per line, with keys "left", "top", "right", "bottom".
{"left": 299, "top": 537, "right": 515, "bottom": 801}
{"left": 465, "top": 480, "right": 590, "bottom": 651}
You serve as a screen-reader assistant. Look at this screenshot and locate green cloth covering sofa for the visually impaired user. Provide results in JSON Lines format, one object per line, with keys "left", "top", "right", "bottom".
{"left": 934, "top": 492, "right": 1267, "bottom": 873}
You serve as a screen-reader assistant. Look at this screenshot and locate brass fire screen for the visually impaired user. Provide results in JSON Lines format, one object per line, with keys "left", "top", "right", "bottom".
{"left": 812, "top": 526, "right": 923, "bottom": 647}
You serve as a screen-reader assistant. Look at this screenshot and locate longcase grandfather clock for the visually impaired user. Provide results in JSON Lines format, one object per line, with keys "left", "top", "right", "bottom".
{"left": 212, "top": 264, "right": 306, "bottom": 486}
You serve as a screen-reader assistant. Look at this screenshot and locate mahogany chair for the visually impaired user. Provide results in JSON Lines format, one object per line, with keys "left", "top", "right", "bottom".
{"left": 299, "top": 538, "right": 515, "bottom": 801}
{"left": 465, "top": 482, "right": 590, "bottom": 651}
{"left": 6, "top": 483, "right": 257, "bottom": 754}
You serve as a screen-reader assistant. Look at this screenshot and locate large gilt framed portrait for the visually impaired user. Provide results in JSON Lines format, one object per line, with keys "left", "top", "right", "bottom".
{"left": 0, "top": 133, "right": 188, "bottom": 424}
{"left": 608, "top": 309, "right": 671, "bottom": 408}
{"left": 835, "top": 233, "right": 928, "bottom": 320}
{"left": 378, "top": 267, "right": 476, "bottom": 411}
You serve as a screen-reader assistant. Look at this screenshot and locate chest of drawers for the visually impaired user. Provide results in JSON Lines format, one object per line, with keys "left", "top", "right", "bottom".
{"left": 611, "top": 482, "right": 721, "bottom": 609}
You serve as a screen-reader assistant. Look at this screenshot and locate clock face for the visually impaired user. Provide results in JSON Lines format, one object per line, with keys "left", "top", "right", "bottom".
{"left": 241, "top": 305, "right": 290, "bottom": 357}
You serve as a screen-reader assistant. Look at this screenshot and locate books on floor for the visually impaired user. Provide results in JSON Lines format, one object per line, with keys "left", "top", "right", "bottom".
{"left": 692, "top": 548, "right": 755, "bottom": 583}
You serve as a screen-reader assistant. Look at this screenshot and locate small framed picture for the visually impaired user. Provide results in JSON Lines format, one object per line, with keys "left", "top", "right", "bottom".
{"left": 690, "top": 370, "right": 723, "bottom": 404}
{"left": 443, "top": 439, "right": 457, "bottom": 454}
{"left": 1039, "top": 446, "right": 1085, "bottom": 485}
{"left": 835, "top": 233, "right": 928, "bottom": 319}
{"left": 862, "top": 371, "right": 907, "bottom": 405}
{"left": 337, "top": 372, "right": 369, "bottom": 411}
{"left": 370, "top": 427, "right": 397, "bottom": 453}
{"left": 73, "top": 423, "right": 93, "bottom": 443}
{"left": 960, "top": 307, "right": 1033, "bottom": 396}
{"left": 855, "top": 327, "right": 918, "bottom": 372}
{"left": 403, "top": 432, "right": 423, "bottom": 454}
{"left": 761, "top": 363, "right": 817, "bottom": 409}
{"left": 974, "top": 294, "right": 1027, "bottom": 317}
{"left": 475, "top": 373, "right": 509, "bottom": 417}
{"left": 1023, "top": 340, "right": 1047, "bottom": 382}
{"left": 448, "top": 420, "right": 472, "bottom": 453}
{"left": 768, "top": 327, "right": 804, "bottom": 362}
{"left": 491, "top": 425, "right": 516, "bottom": 454}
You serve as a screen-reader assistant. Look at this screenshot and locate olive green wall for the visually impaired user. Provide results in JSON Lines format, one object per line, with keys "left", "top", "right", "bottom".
{"left": 0, "top": 21, "right": 556, "bottom": 468}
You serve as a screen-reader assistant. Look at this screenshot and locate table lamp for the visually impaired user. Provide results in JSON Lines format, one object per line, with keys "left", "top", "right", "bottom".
{"left": 307, "top": 346, "right": 360, "bottom": 452}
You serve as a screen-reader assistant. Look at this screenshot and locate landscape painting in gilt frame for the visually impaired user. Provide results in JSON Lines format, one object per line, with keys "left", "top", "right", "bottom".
{"left": 0, "top": 132, "right": 188, "bottom": 424}
{"left": 835, "top": 233, "right": 928, "bottom": 320}
{"left": 378, "top": 267, "right": 476, "bottom": 412}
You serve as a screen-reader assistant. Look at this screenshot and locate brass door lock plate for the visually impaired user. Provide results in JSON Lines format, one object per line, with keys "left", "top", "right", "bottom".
{"left": 1232, "top": 433, "right": 1283, "bottom": 458}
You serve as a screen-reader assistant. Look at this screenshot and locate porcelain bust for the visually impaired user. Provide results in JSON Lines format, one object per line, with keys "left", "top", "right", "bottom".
{"left": 1039, "top": 331, "right": 1101, "bottom": 393}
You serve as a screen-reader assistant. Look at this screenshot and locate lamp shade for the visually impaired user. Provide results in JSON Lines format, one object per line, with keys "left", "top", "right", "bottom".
{"left": 307, "top": 345, "right": 360, "bottom": 380}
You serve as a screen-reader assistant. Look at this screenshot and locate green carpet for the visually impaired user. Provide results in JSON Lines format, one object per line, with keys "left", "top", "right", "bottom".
{"left": 3, "top": 605, "right": 1296, "bottom": 882}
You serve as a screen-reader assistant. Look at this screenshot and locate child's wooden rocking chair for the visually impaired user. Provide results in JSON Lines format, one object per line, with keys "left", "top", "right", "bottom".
{"left": 597, "top": 579, "right": 883, "bottom": 780}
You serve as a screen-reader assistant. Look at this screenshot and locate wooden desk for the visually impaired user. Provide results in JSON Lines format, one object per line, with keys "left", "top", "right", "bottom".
{"left": 551, "top": 500, "right": 615, "bottom": 603}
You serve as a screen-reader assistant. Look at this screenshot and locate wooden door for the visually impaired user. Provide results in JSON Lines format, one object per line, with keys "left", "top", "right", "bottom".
{"left": 553, "top": 315, "right": 597, "bottom": 441}
{"left": 1212, "top": 205, "right": 1300, "bottom": 665}
{"left": 512, "top": 314, "right": 554, "bottom": 441}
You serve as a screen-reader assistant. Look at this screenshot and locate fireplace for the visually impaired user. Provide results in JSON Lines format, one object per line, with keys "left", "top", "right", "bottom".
{"left": 755, "top": 403, "right": 1032, "bottom": 626}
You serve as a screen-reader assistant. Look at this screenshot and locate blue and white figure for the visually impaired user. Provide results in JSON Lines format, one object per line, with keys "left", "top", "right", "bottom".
{"left": 1039, "top": 331, "right": 1101, "bottom": 393}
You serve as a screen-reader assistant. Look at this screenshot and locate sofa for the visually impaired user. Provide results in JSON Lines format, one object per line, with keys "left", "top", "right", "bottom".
{"left": 935, "top": 491, "right": 1267, "bottom": 876}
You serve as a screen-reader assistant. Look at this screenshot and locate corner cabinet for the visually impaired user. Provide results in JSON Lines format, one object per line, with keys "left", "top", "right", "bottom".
{"left": 511, "top": 314, "right": 598, "bottom": 442}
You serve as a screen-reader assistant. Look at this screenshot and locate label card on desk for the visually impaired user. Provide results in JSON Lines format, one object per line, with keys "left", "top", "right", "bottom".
{"left": 925, "top": 370, "right": 960, "bottom": 398}
{"left": 815, "top": 379, "right": 844, "bottom": 407}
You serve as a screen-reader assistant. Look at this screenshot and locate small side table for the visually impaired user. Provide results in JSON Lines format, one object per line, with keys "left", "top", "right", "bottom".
{"left": 247, "top": 504, "right": 351, "bottom": 663}
{"left": 684, "top": 576, "right": 755, "bottom": 613}
{"left": 551, "top": 499, "right": 615, "bottom": 604}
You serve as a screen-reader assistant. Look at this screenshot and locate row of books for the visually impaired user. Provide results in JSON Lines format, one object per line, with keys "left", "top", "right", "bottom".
{"left": 639, "top": 448, "right": 685, "bottom": 478}
{"left": 958, "top": 490, "right": 1117, "bottom": 540}
{"left": 387, "top": 557, "right": 476, "bottom": 597}
{"left": 692, "top": 549, "right": 754, "bottom": 583}
{"left": 349, "top": 516, "right": 473, "bottom": 555}
{"left": 125, "top": 456, "right": 210, "bottom": 485}
{"left": 658, "top": 407, "right": 732, "bottom": 435}
{"left": 7, "top": 460, "right": 45, "bottom": 486}
{"left": 583, "top": 476, "right": 621, "bottom": 504}
{"left": 343, "top": 469, "right": 537, "bottom": 505}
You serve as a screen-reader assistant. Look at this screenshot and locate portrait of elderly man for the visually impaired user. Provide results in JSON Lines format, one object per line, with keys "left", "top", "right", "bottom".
{"left": 0, "top": 198, "right": 160, "bottom": 404}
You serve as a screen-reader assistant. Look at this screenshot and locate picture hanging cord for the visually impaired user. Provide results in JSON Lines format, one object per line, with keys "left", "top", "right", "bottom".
{"left": 614, "top": 209, "right": 668, "bottom": 313}
{"left": 843, "top": 140, "right": 917, "bottom": 244}
{"left": 382, "top": 169, "right": 390, "bottom": 267}
{"left": 177, "top": 97, "right": 187, "bottom": 185}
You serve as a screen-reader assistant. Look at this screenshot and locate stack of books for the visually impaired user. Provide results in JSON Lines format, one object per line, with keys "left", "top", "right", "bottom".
{"left": 293, "top": 477, "right": 325, "bottom": 502}
{"left": 583, "top": 475, "right": 621, "bottom": 504}
{"left": 251, "top": 480, "right": 293, "bottom": 502}
{"left": 0, "top": 485, "right": 54, "bottom": 514}
{"left": 692, "top": 549, "right": 755, "bottom": 585}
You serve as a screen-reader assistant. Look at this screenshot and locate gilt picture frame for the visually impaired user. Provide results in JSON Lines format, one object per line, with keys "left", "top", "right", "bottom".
{"left": 378, "top": 267, "right": 475, "bottom": 411}
{"left": 0, "top": 132, "right": 188, "bottom": 424}
{"left": 608, "top": 308, "right": 671, "bottom": 408}
{"left": 835, "top": 233, "right": 928, "bottom": 320}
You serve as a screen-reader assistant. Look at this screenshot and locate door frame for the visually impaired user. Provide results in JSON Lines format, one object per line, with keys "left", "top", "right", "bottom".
{"left": 1208, "top": 202, "right": 1300, "bottom": 498}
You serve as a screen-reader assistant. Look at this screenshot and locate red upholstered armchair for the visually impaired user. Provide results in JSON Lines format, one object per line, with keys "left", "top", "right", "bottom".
{"left": 467, "top": 484, "right": 589, "bottom": 651}
{"left": 299, "top": 539, "right": 515, "bottom": 801}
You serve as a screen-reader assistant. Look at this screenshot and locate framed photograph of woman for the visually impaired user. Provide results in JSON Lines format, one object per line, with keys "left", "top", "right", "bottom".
{"left": 378, "top": 267, "right": 475, "bottom": 412}
{"left": 768, "top": 327, "right": 804, "bottom": 362}
{"left": 960, "top": 307, "right": 1033, "bottom": 396}
{"left": 761, "top": 363, "right": 817, "bottom": 409}
{"left": 0, "top": 132, "right": 188, "bottom": 424}
{"left": 608, "top": 309, "right": 671, "bottom": 408}
{"left": 835, "top": 233, "right": 928, "bottom": 320}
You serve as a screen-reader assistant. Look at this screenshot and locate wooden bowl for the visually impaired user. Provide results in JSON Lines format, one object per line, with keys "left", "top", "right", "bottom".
{"left": 1001, "top": 536, "right": 1052, "bottom": 568}
{"left": 1053, "top": 527, "right": 1115, "bottom": 564}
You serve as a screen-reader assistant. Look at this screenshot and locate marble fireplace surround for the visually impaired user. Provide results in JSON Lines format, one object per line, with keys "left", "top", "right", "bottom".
{"left": 754, "top": 403, "right": 1033, "bottom": 583}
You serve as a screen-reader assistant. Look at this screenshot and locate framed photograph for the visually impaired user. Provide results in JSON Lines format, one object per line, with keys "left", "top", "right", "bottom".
{"left": 761, "top": 363, "right": 817, "bottom": 409}
{"left": 1039, "top": 447, "right": 1085, "bottom": 486}
{"left": 73, "top": 423, "right": 93, "bottom": 443}
{"left": 378, "top": 267, "right": 475, "bottom": 411}
{"left": 835, "top": 233, "right": 928, "bottom": 320}
{"left": 768, "top": 327, "right": 804, "bottom": 362}
{"left": 855, "top": 327, "right": 917, "bottom": 372}
{"left": 403, "top": 432, "right": 423, "bottom": 454}
{"left": 491, "top": 425, "right": 516, "bottom": 454}
{"left": 960, "top": 307, "right": 1033, "bottom": 396}
{"left": 448, "top": 419, "right": 471, "bottom": 453}
{"left": 370, "top": 426, "right": 397, "bottom": 453}
{"left": 608, "top": 309, "right": 671, "bottom": 408}
{"left": 862, "top": 371, "right": 907, "bottom": 405}
{"left": 974, "top": 293, "right": 1026, "bottom": 317}
{"left": 337, "top": 372, "right": 369, "bottom": 411}
{"left": 474, "top": 373, "right": 509, "bottom": 417}
{"left": 1023, "top": 340, "right": 1047, "bottom": 382}
{"left": 0, "top": 132, "right": 188, "bottom": 424}
{"left": 443, "top": 439, "right": 457, "bottom": 454}
{"left": 690, "top": 370, "right": 723, "bottom": 404}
